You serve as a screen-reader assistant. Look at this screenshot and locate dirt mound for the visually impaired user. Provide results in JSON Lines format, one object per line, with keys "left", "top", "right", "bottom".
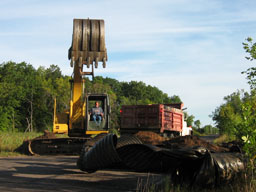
{"left": 163, "top": 135, "right": 228, "bottom": 152}
{"left": 219, "top": 141, "right": 242, "bottom": 153}
{"left": 134, "top": 131, "right": 167, "bottom": 145}
{"left": 33, "top": 130, "right": 56, "bottom": 140}
{"left": 134, "top": 131, "right": 227, "bottom": 152}
{"left": 15, "top": 130, "right": 56, "bottom": 155}
{"left": 14, "top": 140, "right": 30, "bottom": 154}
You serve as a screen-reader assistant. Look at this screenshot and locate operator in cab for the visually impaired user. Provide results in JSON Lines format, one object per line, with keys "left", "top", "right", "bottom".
{"left": 90, "top": 101, "right": 104, "bottom": 126}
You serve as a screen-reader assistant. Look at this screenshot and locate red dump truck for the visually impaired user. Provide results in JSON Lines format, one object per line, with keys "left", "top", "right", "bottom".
{"left": 120, "top": 103, "right": 191, "bottom": 137}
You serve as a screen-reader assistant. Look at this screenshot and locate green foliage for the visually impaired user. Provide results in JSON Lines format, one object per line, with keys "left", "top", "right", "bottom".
{"left": 234, "top": 93, "right": 256, "bottom": 160}
{"left": 201, "top": 125, "right": 219, "bottom": 135}
{"left": 213, "top": 37, "right": 256, "bottom": 162}
{"left": 0, "top": 107, "right": 11, "bottom": 131}
{"left": 136, "top": 173, "right": 256, "bottom": 192}
{"left": 212, "top": 91, "right": 245, "bottom": 135}
{"left": 213, "top": 134, "right": 231, "bottom": 144}
{"left": 212, "top": 90, "right": 256, "bottom": 144}
{"left": 242, "top": 37, "right": 256, "bottom": 89}
{"left": 194, "top": 120, "right": 201, "bottom": 129}
{"left": 184, "top": 113, "right": 194, "bottom": 127}
{"left": 0, "top": 61, "right": 184, "bottom": 132}
{"left": 192, "top": 128, "right": 203, "bottom": 136}
{"left": 241, "top": 37, "right": 256, "bottom": 161}
{"left": 0, "top": 131, "right": 43, "bottom": 155}
{"left": 0, "top": 62, "right": 70, "bottom": 132}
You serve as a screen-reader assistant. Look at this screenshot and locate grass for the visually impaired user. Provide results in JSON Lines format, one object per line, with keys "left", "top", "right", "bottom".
{"left": 213, "top": 134, "right": 236, "bottom": 144}
{"left": 192, "top": 128, "right": 205, "bottom": 136}
{"left": 137, "top": 171, "right": 256, "bottom": 192}
{"left": 0, "top": 131, "right": 43, "bottom": 156}
{"left": 0, "top": 131, "right": 70, "bottom": 156}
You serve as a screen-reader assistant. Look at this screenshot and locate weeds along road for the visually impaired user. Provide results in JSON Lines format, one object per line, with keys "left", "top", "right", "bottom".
{"left": 0, "top": 156, "right": 163, "bottom": 192}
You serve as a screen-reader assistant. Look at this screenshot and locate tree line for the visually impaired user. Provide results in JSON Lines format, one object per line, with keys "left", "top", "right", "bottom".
{"left": 212, "top": 37, "right": 256, "bottom": 158}
{"left": 0, "top": 61, "right": 187, "bottom": 132}
{"left": 0, "top": 62, "right": 70, "bottom": 132}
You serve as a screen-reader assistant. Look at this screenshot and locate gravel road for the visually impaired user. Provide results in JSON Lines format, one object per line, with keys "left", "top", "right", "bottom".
{"left": 0, "top": 155, "right": 163, "bottom": 192}
{"left": 199, "top": 135, "right": 220, "bottom": 143}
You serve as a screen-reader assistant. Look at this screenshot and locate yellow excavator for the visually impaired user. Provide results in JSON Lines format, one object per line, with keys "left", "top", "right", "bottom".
{"left": 28, "top": 18, "right": 111, "bottom": 155}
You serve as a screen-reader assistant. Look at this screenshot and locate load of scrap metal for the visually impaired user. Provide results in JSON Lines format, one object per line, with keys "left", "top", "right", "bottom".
{"left": 77, "top": 134, "right": 244, "bottom": 188}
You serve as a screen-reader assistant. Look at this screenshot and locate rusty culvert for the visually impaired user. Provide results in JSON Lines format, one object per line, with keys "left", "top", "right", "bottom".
{"left": 78, "top": 134, "right": 244, "bottom": 188}
{"left": 77, "top": 134, "right": 121, "bottom": 173}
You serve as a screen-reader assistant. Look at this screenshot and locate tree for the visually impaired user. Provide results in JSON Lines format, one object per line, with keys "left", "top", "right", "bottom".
{"left": 242, "top": 37, "right": 256, "bottom": 89}
{"left": 235, "top": 92, "right": 256, "bottom": 158}
{"left": 194, "top": 120, "right": 201, "bottom": 129}
{"left": 211, "top": 90, "right": 245, "bottom": 135}
{"left": 201, "top": 125, "right": 219, "bottom": 135}
{"left": 0, "top": 62, "right": 37, "bottom": 131}
{"left": 184, "top": 113, "right": 194, "bottom": 127}
{"left": 0, "top": 61, "right": 188, "bottom": 132}
{"left": 168, "top": 95, "right": 182, "bottom": 103}
{"left": 36, "top": 65, "right": 70, "bottom": 130}
{"left": 212, "top": 37, "right": 256, "bottom": 160}
{"left": 0, "top": 62, "right": 70, "bottom": 132}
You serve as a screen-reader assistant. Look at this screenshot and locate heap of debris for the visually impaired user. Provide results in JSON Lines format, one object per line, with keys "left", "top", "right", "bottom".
{"left": 15, "top": 130, "right": 56, "bottom": 155}
{"left": 134, "top": 131, "right": 228, "bottom": 152}
{"left": 78, "top": 133, "right": 244, "bottom": 188}
{"left": 32, "top": 130, "right": 57, "bottom": 140}
{"left": 134, "top": 131, "right": 167, "bottom": 145}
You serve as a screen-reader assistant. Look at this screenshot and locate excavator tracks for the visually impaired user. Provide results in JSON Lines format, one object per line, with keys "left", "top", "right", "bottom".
{"left": 28, "top": 138, "right": 89, "bottom": 155}
{"left": 27, "top": 133, "right": 108, "bottom": 155}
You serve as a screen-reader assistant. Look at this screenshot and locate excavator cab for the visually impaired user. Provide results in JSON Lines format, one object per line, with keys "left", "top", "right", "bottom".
{"left": 54, "top": 93, "right": 110, "bottom": 137}
{"left": 86, "top": 93, "right": 110, "bottom": 133}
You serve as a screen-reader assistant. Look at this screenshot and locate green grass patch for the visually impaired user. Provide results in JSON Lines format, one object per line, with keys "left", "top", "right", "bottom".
{"left": 192, "top": 128, "right": 205, "bottom": 136}
{"left": 138, "top": 172, "right": 256, "bottom": 192}
{"left": 0, "top": 131, "right": 43, "bottom": 156}
{"left": 213, "top": 134, "right": 236, "bottom": 144}
{"left": 0, "top": 131, "right": 69, "bottom": 156}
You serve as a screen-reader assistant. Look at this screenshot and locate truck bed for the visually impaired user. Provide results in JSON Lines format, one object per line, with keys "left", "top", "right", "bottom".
{"left": 120, "top": 104, "right": 183, "bottom": 135}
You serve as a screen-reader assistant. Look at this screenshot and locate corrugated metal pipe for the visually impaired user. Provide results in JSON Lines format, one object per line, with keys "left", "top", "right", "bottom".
{"left": 77, "top": 134, "right": 245, "bottom": 188}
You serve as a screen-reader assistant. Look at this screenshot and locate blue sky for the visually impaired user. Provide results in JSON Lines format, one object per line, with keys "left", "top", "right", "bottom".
{"left": 1, "top": 0, "right": 255, "bottom": 126}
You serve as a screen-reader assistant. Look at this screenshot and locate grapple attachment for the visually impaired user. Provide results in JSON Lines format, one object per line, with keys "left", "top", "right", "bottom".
{"left": 69, "top": 19, "right": 107, "bottom": 69}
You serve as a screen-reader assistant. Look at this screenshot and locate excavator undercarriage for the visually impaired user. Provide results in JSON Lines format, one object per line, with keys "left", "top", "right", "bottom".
{"left": 26, "top": 132, "right": 108, "bottom": 155}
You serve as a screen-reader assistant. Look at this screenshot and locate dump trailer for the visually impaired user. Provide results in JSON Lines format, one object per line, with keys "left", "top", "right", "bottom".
{"left": 28, "top": 18, "right": 111, "bottom": 155}
{"left": 120, "top": 103, "right": 186, "bottom": 137}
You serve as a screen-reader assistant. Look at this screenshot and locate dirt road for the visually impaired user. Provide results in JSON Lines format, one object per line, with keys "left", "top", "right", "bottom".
{"left": 199, "top": 135, "right": 220, "bottom": 143}
{"left": 0, "top": 156, "right": 163, "bottom": 192}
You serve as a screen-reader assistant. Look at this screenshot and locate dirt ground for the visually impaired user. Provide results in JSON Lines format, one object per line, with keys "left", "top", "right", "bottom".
{"left": 135, "top": 132, "right": 226, "bottom": 152}
{"left": 0, "top": 156, "right": 164, "bottom": 192}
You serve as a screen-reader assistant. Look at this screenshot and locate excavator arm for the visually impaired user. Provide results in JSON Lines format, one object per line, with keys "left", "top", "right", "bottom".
{"left": 28, "top": 18, "right": 109, "bottom": 155}
{"left": 53, "top": 18, "right": 108, "bottom": 137}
